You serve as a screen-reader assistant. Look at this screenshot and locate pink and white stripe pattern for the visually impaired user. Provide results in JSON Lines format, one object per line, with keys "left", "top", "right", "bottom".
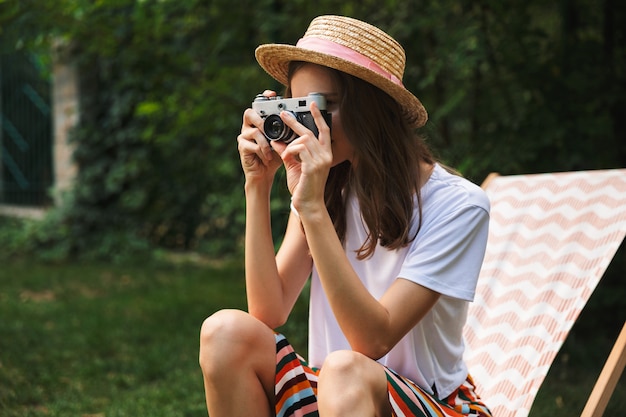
{"left": 463, "top": 169, "right": 626, "bottom": 417}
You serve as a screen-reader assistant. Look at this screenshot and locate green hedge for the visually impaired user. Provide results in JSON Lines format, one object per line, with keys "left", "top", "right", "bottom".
{"left": 1, "top": 0, "right": 624, "bottom": 260}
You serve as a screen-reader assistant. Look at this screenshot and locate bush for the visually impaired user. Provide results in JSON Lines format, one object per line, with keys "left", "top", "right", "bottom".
{"left": 1, "top": 0, "right": 624, "bottom": 260}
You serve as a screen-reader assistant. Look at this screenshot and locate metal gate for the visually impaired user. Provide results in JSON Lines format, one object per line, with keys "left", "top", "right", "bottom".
{"left": 0, "top": 51, "right": 53, "bottom": 207}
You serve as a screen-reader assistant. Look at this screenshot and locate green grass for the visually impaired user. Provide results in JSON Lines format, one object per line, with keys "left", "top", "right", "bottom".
{"left": 0, "top": 258, "right": 242, "bottom": 416}
{"left": 0, "top": 258, "right": 623, "bottom": 416}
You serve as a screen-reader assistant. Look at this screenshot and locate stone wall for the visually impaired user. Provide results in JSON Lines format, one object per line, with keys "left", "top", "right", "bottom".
{"left": 51, "top": 41, "right": 79, "bottom": 207}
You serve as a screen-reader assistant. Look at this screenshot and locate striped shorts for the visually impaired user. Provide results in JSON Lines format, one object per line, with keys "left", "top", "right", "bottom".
{"left": 275, "top": 333, "right": 491, "bottom": 417}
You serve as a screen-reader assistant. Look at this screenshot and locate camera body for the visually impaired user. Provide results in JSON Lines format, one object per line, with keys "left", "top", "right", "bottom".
{"left": 252, "top": 93, "right": 332, "bottom": 144}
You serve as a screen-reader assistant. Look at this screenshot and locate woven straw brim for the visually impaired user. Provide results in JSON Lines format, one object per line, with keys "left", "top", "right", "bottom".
{"left": 255, "top": 45, "right": 428, "bottom": 128}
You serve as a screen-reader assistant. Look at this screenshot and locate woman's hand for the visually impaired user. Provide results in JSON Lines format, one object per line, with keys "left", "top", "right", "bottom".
{"left": 237, "top": 91, "right": 284, "bottom": 188}
{"left": 271, "top": 101, "right": 333, "bottom": 216}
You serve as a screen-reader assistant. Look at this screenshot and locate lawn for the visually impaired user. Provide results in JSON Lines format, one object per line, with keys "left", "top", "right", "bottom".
{"left": 0, "top": 258, "right": 623, "bottom": 416}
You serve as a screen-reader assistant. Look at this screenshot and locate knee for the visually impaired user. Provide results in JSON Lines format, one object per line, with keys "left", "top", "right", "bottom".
{"left": 318, "top": 350, "right": 388, "bottom": 414}
{"left": 200, "top": 309, "right": 247, "bottom": 346}
{"left": 319, "top": 350, "right": 364, "bottom": 379}
{"left": 318, "top": 350, "right": 369, "bottom": 398}
{"left": 199, "top": 309, "right": 247, "bottom": 372}
{"left": 317, "top": 351, "right": 365, "bottom": 412}
{"left": 198, "top": 309, "right": 272, "bottom": 375}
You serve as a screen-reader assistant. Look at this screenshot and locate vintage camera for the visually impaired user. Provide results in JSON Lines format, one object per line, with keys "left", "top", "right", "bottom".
{"left": 252, "top": 92, "right": 332, "bottom": 144}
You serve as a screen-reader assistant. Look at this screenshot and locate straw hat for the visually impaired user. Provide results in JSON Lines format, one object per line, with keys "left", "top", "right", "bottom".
{"left": 255, "top": 15, "right": 428, "bottom": 128}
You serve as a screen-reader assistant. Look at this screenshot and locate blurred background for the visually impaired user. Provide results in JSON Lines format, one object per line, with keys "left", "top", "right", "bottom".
{"left": 0, "top": 0, "right": 624, "bottom": 416}
{"left": 1, "top": 0, "right": 625, "bottom": 258}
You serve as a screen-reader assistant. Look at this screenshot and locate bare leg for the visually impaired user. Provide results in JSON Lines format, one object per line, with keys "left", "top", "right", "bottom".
{"left": 317, "top": 350, "right": 391, "bottom": 417}
{"left": 199, "top": 309, "right": 277, "bottom": 417}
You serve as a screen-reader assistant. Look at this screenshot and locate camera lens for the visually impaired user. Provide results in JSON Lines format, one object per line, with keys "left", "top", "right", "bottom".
{"left": 263, "top": 114, "right": 293, "bottom": 142}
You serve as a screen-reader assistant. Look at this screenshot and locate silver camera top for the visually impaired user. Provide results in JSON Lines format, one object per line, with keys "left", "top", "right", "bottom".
{"left": 251, "top": 92, "right": 331, "bottom": 143}
{"left": 252, "top": 92, "right": 327, "bottom": 116}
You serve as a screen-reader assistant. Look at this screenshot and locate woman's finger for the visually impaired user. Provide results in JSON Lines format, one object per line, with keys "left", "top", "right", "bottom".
{"left": 242, "top": 108, "right": 273, "bottom": 161}
{"left": 309, "top": 101, "right": 331, "bottom": 149}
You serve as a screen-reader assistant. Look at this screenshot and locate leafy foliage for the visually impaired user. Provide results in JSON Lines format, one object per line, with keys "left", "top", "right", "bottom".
{"left": 0, "top": 0, "right": 625, "bottom": 260}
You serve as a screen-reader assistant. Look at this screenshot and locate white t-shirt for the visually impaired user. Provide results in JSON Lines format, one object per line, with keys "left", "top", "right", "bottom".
{"left": 307, "top": 164, "right": 490, "bottom": 398}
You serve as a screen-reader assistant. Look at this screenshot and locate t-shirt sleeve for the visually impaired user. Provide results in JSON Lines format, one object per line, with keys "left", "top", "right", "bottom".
{"left": 398, "top": 201, "right": 489, "bottom": 301}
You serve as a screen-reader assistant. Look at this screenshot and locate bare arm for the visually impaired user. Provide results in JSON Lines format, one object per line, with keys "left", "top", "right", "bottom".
{"left": 237, "top": 102, "right": 312, "bottom": 328}
{"left": 276, "top": 103, "right": 440, "bottom": 359}
{"left": 298, "top": 207, "right": 439, "bottom": 359}
{"left": 244, "top": 199, "right": 312, "bottom": 328}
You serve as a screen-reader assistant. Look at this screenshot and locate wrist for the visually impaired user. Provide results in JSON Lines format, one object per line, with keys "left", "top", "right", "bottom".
{"left": 244, "top": 177, "right": 273, "bottom": 198}
{"left": 293, "top": 199, "right": 327, "bottom": 224}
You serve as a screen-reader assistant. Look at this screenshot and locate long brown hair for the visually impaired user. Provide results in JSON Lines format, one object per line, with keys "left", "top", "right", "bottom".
{"left": 287, "top": 62, "right": 434, "bottom": 259}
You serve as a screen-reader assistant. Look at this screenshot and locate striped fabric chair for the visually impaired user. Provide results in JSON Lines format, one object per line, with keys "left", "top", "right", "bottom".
{"left": 463, "top": 168, "right": 626, "bottom": 417}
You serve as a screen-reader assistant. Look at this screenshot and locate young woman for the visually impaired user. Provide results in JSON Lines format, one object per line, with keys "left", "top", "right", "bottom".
{"left": 199, "top": 15, "right": 492, "bottom": 417}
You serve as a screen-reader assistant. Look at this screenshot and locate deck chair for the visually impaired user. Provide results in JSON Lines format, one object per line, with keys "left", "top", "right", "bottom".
{"left": 463, "top": 168, "right": 626, "bottom": 417}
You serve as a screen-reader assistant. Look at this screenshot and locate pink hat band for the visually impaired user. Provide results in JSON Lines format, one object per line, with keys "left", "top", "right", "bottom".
{"left": 295, "top": 37, "right": 404, "bottom": 87}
